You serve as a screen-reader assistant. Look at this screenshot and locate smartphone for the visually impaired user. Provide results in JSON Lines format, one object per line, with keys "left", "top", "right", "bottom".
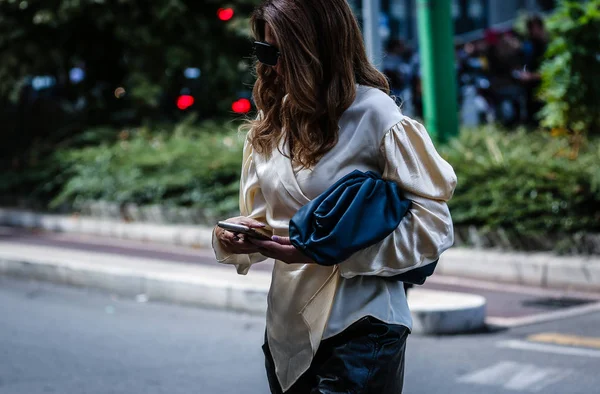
{"left": 217, "top": 221, "right": 272, "bottom": 241}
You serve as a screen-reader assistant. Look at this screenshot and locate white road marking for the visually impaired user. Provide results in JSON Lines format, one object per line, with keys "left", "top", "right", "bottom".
{"left": 458, "top": 361, "right": 519, "bottom": 385}
{"left": 504, "top": 364, "right": 571, "bottom": 392}
{"left": 497, "top": 340, "right": 600, "bottom": 358}
{"left": 458, "top": 361, "right": 574, "bottom": 392}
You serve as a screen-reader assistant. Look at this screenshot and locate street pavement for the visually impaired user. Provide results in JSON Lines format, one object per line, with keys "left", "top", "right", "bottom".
{"left": 2, "top": 277, "right": 600, "bottom": 394}
{"left": 3, "top": 227, "right": 599, "bottom": 323}
{"left": 3, "top": 215, "right": 599, "bottom": 292}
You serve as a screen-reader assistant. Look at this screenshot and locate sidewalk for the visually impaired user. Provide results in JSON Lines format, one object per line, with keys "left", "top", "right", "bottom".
{"left": 4, "top": 220, "right": 600, "bottom": 333}
{"left": 0, "top": 240, "right": 271, "bottom": 314}
{"left": 2, "top": 208, "right": 599, "bottom": 291}
{"left": 0, "top": 237, "right": 486, "bottom": 335}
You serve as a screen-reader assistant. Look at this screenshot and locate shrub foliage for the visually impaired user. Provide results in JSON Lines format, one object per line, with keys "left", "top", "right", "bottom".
{"left": 539, "top": 0, "right": 600, "bottom": 136}
{"left": 51, "top": 121, "right": 245, "bottom": 217}
{"left": 439, "top": 127, "right": 600, "bottom": 236}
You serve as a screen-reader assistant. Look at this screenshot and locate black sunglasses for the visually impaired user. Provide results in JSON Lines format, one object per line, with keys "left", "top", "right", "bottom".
{"left": 254, "top": 41, "right": 280, "bottom": 66}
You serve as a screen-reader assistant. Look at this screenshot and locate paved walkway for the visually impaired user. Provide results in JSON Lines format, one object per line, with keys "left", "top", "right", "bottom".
{"left": 3, "top": 226, "right": 600, "bottom": 335}
{"left": 0, "top": 226, "right": 491, "bottom": 334}
{"left": 2, "top": 208, "right": 599, "bottom": 291}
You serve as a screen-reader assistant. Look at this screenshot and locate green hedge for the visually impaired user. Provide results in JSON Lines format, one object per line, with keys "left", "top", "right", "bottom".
{"left": 31, "top": 123, "right": 600, "bottom": 251}
{"left": 539, "top": 0, "right": 600, "bottom": 136}
{"left": 50, "top": 120, "right": 245, "bottom": 218}
{"left": 439, "top": 127, "right": 600, "bottom": 236}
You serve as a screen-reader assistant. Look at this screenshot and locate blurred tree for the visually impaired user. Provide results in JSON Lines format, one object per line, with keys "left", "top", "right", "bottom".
{"left": 538, "top": 0, "right": 600, "bottom": 155}
{"left": 0, "top": 0, "right": 258, "bottom": 120}
{"left": 0, "top": 0, "right": 259, "bottom": 199}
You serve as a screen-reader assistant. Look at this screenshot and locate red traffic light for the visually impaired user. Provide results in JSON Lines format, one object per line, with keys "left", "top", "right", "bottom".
{"left": 217, "top": 8, "right": 234, "bottom": 21}
{"left": 177, "top": 95, "right": 195, "bottom": 110}
{"left": 232, "top": 98, "right": 251, "bottom": 114}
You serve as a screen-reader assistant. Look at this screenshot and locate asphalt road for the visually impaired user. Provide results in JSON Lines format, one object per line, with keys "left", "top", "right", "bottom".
{"left": 2, "top": 277, "right": 600, "bottom": 394}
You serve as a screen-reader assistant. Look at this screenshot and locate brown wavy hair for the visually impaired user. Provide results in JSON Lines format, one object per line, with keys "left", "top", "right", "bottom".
{"left": 246, "top": 0, "right": 390, "bottom": 168}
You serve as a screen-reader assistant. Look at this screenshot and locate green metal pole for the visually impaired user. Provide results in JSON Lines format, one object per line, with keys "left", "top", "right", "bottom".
{"left": 416, "top": 0, "right": 459, "bottom": 144}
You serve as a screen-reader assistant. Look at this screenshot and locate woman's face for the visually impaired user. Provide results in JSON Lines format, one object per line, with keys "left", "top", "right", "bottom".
{"left": 264, "top": 24, "right": 282, "bottom": 75}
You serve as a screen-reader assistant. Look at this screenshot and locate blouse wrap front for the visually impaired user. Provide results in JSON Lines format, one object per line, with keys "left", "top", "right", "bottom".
{"left": 212, "top": 85, "right": 457, "bottom": 391}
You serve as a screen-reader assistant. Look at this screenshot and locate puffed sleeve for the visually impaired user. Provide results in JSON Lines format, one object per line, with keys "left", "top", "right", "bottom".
{"left": 338, "top": 116, "right": 457, "bottom": 278}
{"left": 211, "top": 137, "right": 272, "bottom": 275}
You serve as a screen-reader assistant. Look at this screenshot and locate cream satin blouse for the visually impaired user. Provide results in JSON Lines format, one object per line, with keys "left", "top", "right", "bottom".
{"left": 212, "top": 85, "right": 457, "bottom": 391}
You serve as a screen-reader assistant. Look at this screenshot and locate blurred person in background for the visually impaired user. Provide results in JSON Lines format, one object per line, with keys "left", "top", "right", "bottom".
{"left": 456, "top": 38, "right": 494, "bottom": 126}
{"left": 212, "top": 0, "right": 457, "bottom": 392}
{"left": 487, "top": 30, "right": 526, "bottom": 126}
{"left": 383, "top": 38, "right": 416, "bottom": 116}
{"left": 516, "top": 15, "right": 548, "bottom": 127}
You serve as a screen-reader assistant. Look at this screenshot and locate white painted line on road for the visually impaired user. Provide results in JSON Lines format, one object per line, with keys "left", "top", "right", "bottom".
{"left": 458, "top": 361, "right": 516, "bottom": 386}
{"left": 458, "top": 361, "right": 573, "bottom": 392}
{"left": 486, "top": 302, "right": 600, "bottom": 328}
{"left": 497, "top": 340, "right": 600, "bottom": 358}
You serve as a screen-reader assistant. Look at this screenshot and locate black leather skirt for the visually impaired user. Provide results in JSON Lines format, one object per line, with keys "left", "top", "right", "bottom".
{"left": 263, "top": 316, "right": 410, "bottom": 394}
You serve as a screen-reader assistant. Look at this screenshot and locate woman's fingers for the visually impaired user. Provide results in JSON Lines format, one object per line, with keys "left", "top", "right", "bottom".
{"left": 225, "top": 216, "right": 266, "bottom": 229}
{"left": 232, "top": 235, "right": 263, "bottom": 253}
{"left": 219, "top": 229, "right": 238, "bottom": 243}
{"left": 219, "top": 223, "right": 312, "bottom": 264}
{"left": 271, "top": 236, "right": 292, "bottom": 245}
{"left": 218, "top": 230, "right": 262, "bottom": 254}
{"left": 239, "top": 219, "right": 267, "bottom": 229}
{"left": 246, "top": 238, "right": 282, "bottom": 251}
{"left": 232, "top": 242, "right": 262, "bottom": 254}
{"left": 246, "top": 238, "right": 309, "bottom": 264}
{"left": 246, "top": 238, "right": 284, "bottom": 258}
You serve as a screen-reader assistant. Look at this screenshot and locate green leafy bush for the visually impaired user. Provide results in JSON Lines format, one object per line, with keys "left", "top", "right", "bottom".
{"left": 440, "top": 127, "right": 600, "bottom": 237}
{"left": 51, "top": 121, "right": 245, "bottom": 218}
{"left": 22, "top": 122, "right": 600, "bottom": 253}
{"left": 539, "top": 0, "right": 600, "bottom": 136}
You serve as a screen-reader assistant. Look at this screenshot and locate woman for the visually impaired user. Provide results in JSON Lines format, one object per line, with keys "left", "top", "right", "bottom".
{"left": 213, "top": 0, "right": 457, "bottom": 392}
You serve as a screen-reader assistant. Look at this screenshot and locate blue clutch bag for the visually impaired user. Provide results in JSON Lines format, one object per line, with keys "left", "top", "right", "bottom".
{"left": 289, "top": 170, "right": 408, "bottom": 265}
{"left": 289, "top": 170, "right": 437, "bottom": 285}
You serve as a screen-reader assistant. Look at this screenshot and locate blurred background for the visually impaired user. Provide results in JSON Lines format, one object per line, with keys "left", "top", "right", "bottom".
{"left": 1, "top": 0, "right": 599, "bottom": 250}
{"left": 1, "top": 1, "right": 600, "bottom": 393}
{"left": 1, "top": 0, "right": 598, "bottom": 251}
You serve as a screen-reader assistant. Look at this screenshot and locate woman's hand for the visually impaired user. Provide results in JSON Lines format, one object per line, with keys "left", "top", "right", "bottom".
{"left": 247, "top": 236, "right": 315, "bottom": 265}
{"left": 215, "top": 216, "right": 265, "bottom": 255}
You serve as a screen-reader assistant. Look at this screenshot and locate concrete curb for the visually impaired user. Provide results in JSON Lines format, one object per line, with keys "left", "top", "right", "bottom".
{"left": 438, "top": 249, "right": 600, "bottom": 292}
{"left": 2, "top": 208, "right": 600, "bottom": 291}
{"left": 0, "top": 242, "right": 486, "bottom": 335}
{"left": 0, "top": 208, "right": 214, "bottom": 249}
{"left": 0, "top": 244, "right": 269, "bottom": 315}
{"left": 408, "top": 289, "right": 486, "bottom": 335}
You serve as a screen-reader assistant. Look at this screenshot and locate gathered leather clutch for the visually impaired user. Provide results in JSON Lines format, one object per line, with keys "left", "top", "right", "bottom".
{"left": 289, "top": 169, "right": 438, "bottom": 285}
{"left": 289, "top": 170, "right": 411, "bottom": 265}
